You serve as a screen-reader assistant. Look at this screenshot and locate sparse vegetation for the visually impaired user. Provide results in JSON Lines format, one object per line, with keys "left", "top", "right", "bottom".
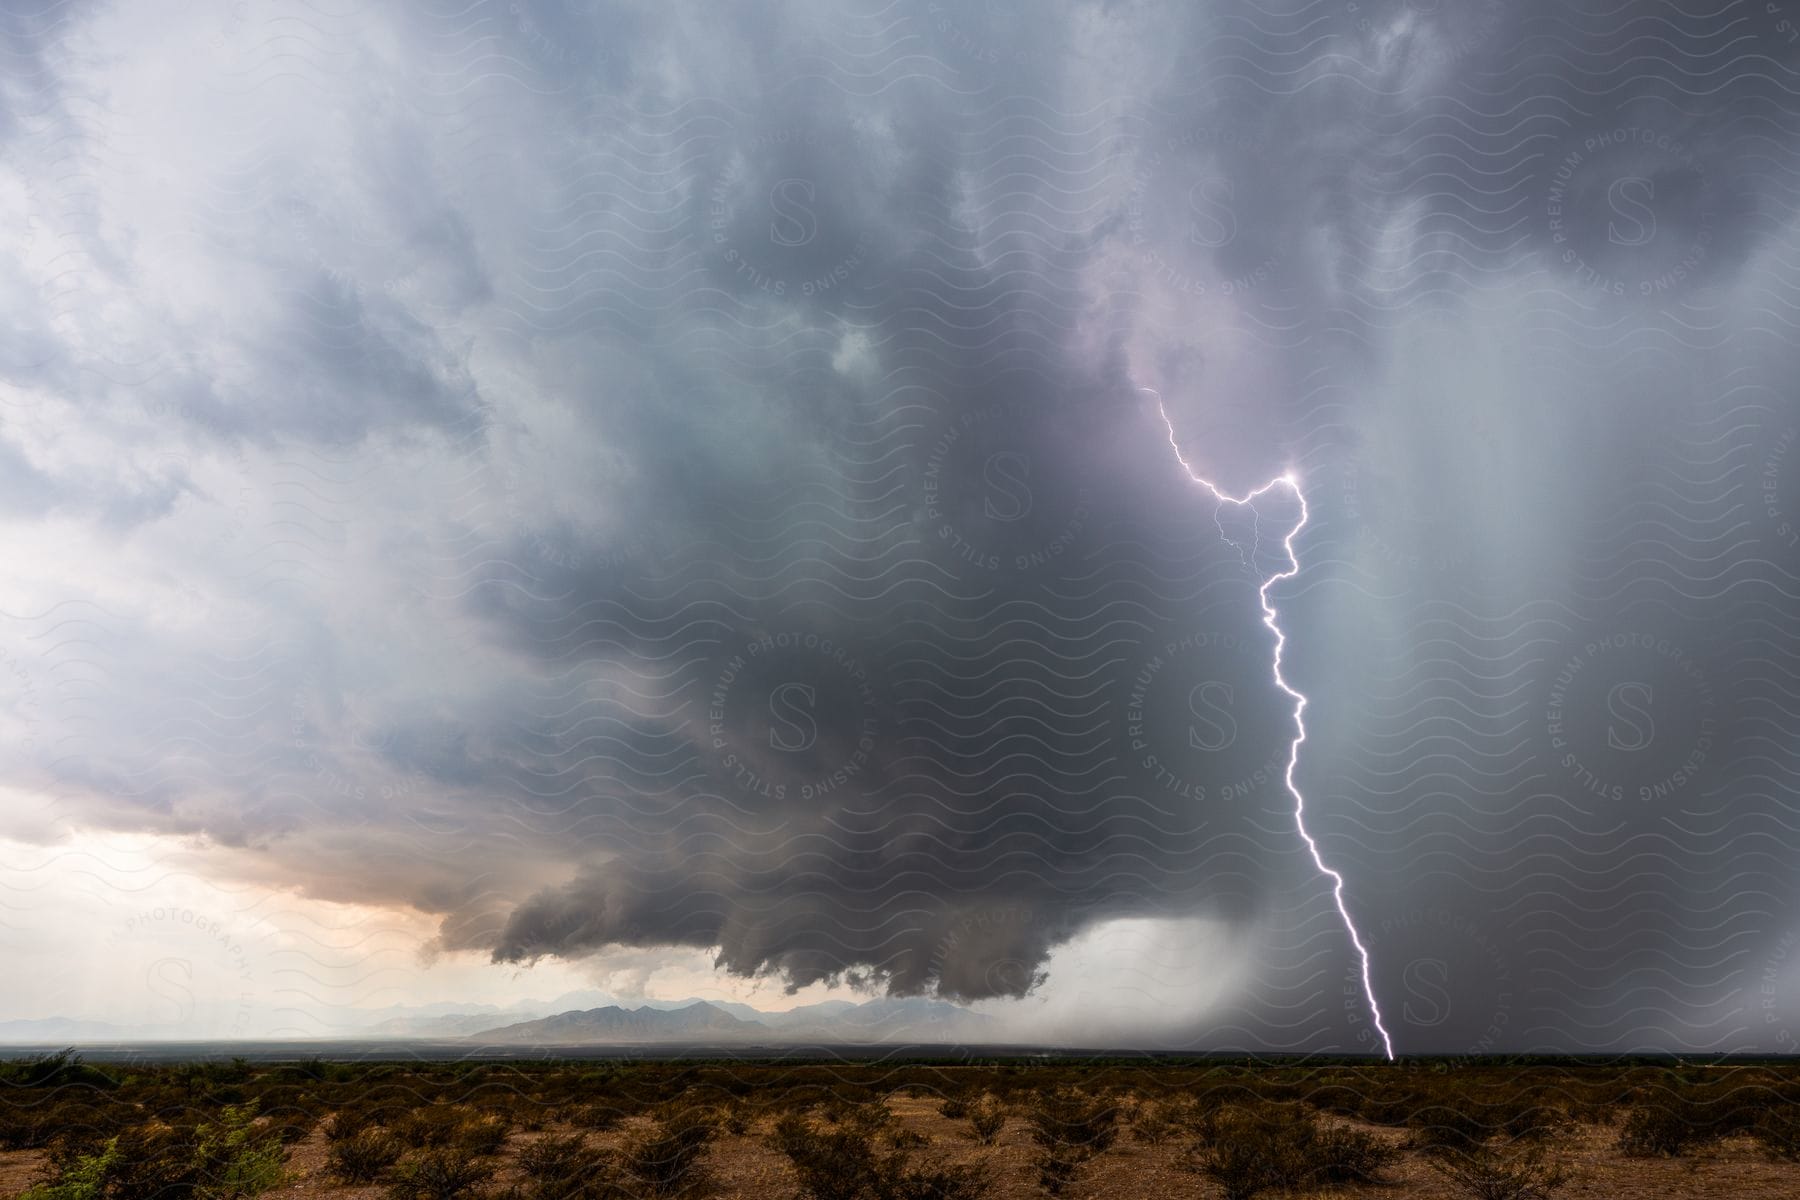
{"left": 18, "top": 1139, "right": 120, "bottom": 1200}
{"left": 0, "top": 1050, "right": 115, "bottom": 1092}
{"left": 1127, "top": 1096, "right": 1179, "bottom": 1145}
{"left": 1617, "top": 1101, "right": 1698, "bottom": 1157}
{"left": 619, "top": 1103, "right": 716, "bottom": 1197}
{"left": 383, "top": 1147, "right": 492, "bottom": 1200}
{"left": 965, "top": 1097, "right": 1005, "bottom": 1145}
{"left": 8, "top": 1055, "right": 1800, "bottom": 1200}
{"left": 515, "top": 1133, "right": 623, "bottom": 1200}
{"left": 1184, "top": 1100, "right": 1399, "bottom": 1200}
{"left": 1023, "top": 1089, "right": 1118, "bottom": 1195}
{"left": 1430, "top": 1143, "right": 1573, "bottom": 1200}
{"left": 455, "top": 1113, "right": 511, "bottom": 1157}
{"left": 1757, "top": 1105, "right": 1800, "bottom": 1161}
{"left": 21, "top": 1102, "right": 285, "bottom": 1200}
{"left": 394, "top": 1105, "right": 468, "bottom": 1149}
{"left": 328, "top": 1129, "right": 404, "bottom": 1183}
{"left": 769, "top": 1107, "right": 990, "bottom": 1200}
{"left": 1408, "top": 1101, "right": 1491, "bottom": 1154}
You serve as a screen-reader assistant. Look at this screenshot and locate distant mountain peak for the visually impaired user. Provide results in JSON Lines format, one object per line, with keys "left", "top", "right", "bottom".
{"left": 465, "top": 994, "right": 993, "bottom": 1045}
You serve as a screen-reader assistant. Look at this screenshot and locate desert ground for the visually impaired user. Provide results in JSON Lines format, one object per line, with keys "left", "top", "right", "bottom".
{"left": 7, "top": 1053, "right": 1800, "bottom": 1199}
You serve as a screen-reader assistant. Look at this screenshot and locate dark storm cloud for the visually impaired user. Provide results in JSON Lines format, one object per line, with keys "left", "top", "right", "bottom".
{"left": 5, "top": 0, "right": 1800, "bottom": 1048}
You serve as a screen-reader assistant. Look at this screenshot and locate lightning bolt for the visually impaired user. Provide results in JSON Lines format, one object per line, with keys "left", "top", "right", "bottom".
{"left": 1148, "top": 389, "right": 1397, "bottom": 1062}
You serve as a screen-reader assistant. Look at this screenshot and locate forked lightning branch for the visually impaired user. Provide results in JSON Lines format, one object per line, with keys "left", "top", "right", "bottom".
{"left": 1148, "top": 388, "right": 1398, "bottom": 1061}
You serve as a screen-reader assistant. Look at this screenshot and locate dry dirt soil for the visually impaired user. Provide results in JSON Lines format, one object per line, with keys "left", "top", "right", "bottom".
{"left": 9, "top": 1091, "right": 1800, "bottom": 1200}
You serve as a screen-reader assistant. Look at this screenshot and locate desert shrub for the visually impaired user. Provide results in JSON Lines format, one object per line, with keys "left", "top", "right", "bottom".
{"left": 1616, "top": 1103, "right": 1697, "bottom": 1158}
{"left": 394, "top": 1106, "right": 467, "bottom": 1149}
{"left": 885, "top": 1161, "right": 992, "bottom": 1200}
{"left": 454, "top": 1114, "right": 511, "bottom": 1157}
{"left": 329, "top": 1130, "right": 404, "bottom": 1184}
{"left": 1430, "top": 1144, "right": 1572, "bottom": 1200}
{"left": 619, "top": 1104, "right": 715, "bottom": 1197}
{"left": 74, "top": 1126, "right": 198, "bottom": 1200}
{"left": 1408, "top": 1103, "right": 1491, "bottom": 1154}
{"left": 1500, "top": 1104, "right": 1572, "bottom": 1143}
{"left": 768, "top": 1112, "right": 876, "bottom": 1200}
{"left": 1612, "top": 1081, "right": 1771, "bottom": 1154}
{"left": 1353, "top": 1085, "right": 1421, "bottom": 1127}
{"left": 1309, "top": 1123, "right": 1403, "bottom": 1184}
{"left": 822, "top": 1098, "right": 891, "bottom": 1129}
{"left": 189, "top": 1103, "right": 288, "bottom": 1200}
{"left": 937, "top": 1094, "right": 970, "bottom": 1120}
{"left": 966, "top": 1099, "right": 1005, "bottom": 1145}
{"left": 572, "top": 1102, "right": 627, "bottom": 1132}
{"left": 1032, "top": 1146, "right": 1085, "bottom": 1197}
{"left": 818, "top": 1100, "right": 928, "bottom": 1150}
{"left": 1184, "top": 1101, "right": 1398, "bottom": 1200}
{"left": 94, "top": 1125, "right": 195, "bottom": 1200}
{"left": 26, "top": 1104, "right": 287, "bottom": 1200}
{"left": 1127, "top": 1098, "right": 1175, "bottom": 1145}
{"left": 1, "top": 1050, "right": 116, "bottom": 1091}
{"left": 384, "top": 1148, "right": 493, "bottom": 1200}
{"left": 1710, "top": 1094, "right": 1773, "bottom": 1140}
{"left": 1754, "top": 1104, "right": 1800, "bottom": 1161}
{"left": 287, "top": 1057, "right": 328, "bottom": 1083}
{"left": 261, "top": 1113, "right": 315, "bottom": 1145}
{"left": 20, "top": 1138, "right": 122, "bottom": 1200}
{"left": 1568, "top": 1099, "right": 1614, "bottom": 1126}
{"left": 768, "top": 1112, "right": 990, "bottom": 1200}
{"left": 520, "top": 1133, "right": 595, "bottom": 1177}
{"left": 1024, "top": 1089, "right": 1119, "bottom": 1156}
{"left": 1023, "top": 1089, "right": 1118, "bottom": 1195}
{"left": 516, "top": 1134, "right": 625, "bottom": 1200}
{"left": 0, "top": 1096, "right": 134, "bottom": 1152}
{"left": 324, "top": 1109, "right": 377, "bottom": 1142}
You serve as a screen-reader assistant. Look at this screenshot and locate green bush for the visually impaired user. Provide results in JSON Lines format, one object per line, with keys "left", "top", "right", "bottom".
{"left": 24, "top": 1104, "right": 286, "bottom": 1200}
{"left": 20, "top": 1138, "right": 122, "bottom": 1200}
{"left": 190, "top": 1106, "right": 287, "bottom": 1200}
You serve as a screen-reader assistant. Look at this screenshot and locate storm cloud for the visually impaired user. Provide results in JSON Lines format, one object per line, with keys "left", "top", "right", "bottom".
{"left": 1, "top": 0, "right": 1799, "bottom": 1052}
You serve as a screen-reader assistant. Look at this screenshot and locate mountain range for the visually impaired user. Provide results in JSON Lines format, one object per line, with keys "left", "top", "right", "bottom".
{"left": 464, "top": 997, "right": 994, "bottom": 1045}
{"left": 0, "top": 994, "right": 995, "bottom": 1045}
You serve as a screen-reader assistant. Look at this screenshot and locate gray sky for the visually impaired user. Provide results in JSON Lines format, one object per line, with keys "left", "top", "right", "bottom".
{"left": 1, "top": 0, "right": 1799, "bottom": 1053}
